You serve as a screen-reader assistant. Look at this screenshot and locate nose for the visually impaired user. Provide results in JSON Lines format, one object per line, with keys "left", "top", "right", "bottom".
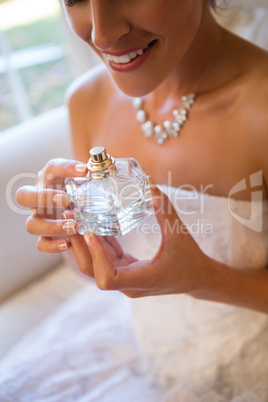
{"left": 90, "top": 0, "right": 131, "bottom": 51}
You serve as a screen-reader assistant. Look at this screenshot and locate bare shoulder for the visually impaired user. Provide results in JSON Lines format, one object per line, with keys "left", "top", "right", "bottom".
{"left": 236, "top": 39, "right": 268, "bottom": 191}
{"left": 249, "top": 69, "right": 268, "bottom": 192}
{"left": 220, "top": 31, "right": 268, "bottom": 192}
{"left": 65, "top": 63, "right": 114, "bottom": 162}
{"left": 240, "top": 44, "right": 268, "bottom": 125}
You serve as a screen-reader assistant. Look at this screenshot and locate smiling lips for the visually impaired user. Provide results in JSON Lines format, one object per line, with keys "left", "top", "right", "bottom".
{"left": 104, "top": 44, "right": 149, "bottom": 64}
{"left": 102, "top": 42, "right": 153, "bottom": 72}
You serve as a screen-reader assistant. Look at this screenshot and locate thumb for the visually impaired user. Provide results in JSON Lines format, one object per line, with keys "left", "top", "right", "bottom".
{"left": 84, "top": 232, "right": 117, "bottom": 290}
{"left": 149, "top": 177, "right": 185, "bottom": 239}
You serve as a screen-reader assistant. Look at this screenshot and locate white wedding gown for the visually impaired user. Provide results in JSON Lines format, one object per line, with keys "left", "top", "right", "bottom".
{"left": 0, "top": 185, "right": 267, "bottom": 401}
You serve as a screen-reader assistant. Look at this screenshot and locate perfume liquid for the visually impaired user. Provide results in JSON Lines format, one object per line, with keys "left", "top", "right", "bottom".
{"left": 65, "top": 146, "right": 154, "bottom": 236}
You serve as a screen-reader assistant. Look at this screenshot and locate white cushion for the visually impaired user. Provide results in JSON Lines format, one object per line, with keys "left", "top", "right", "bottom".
{"left": 0, "top": 106, "right": 72, "bottom": 301}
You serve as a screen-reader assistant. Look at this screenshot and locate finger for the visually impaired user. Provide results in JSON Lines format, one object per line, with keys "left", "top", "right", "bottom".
{"left": 98, "top": 237, "right": 117, "bottom": 261}
{"left": 26, "top": 215, "right": 77, "bottom": 236}
{"left": 62, "top": 210, "right": 75, "bottom": 220}
{"left": 69, "top": 234, "right": 94, "bottom": 277}
{"left": 149, "top": 177, "right": 186, "bottom": 240}
{"left": 102, "top": 236, "right": 124, "bottom": 259}
{"left": 84, "top": 232, "right": 155, "bottom": 291}
{"left": 41, "top": 158, "right": 88, "bottom": 187}
{"left": 36, "top": 236, "right": 70, "bottom": 254}
{"left": 16, "top": 186, "right": 69, "bottom": 209}
{"left": 97, "top": 237, "right": 122, "bottom": 262}
{"left": 84, "top": 232, "right": 117, "bottom": 290}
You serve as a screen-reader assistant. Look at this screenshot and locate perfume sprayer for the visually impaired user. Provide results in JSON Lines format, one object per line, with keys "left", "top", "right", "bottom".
{"left": 65, "top": 146, "right": 154, "bottom": 236}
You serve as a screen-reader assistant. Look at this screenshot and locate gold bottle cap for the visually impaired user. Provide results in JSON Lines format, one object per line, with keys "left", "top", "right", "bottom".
{"left": 87, "top": 146, "right": 117, "bottom": 179}
{"left": 90, "top": 146, "right": 107, "bottom": 162}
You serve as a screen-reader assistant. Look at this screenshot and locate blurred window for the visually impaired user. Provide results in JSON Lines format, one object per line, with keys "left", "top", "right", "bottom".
{"left": 0, "top": 0, "right": 75, "bottom": 131}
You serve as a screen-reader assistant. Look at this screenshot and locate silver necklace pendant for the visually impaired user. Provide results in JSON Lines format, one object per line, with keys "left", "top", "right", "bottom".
{"left": 133, "top": 93, "right": 196, "bottom": 145}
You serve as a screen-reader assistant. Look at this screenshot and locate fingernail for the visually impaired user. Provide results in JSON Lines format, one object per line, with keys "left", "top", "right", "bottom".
{"left": 62, "top": 210, "right": 74, "bottom": 220}
{"left": 46, "top": 173, "right": 54, "bottom": 181}
{"left": 62, "top": 220, "right": 76, "bottom": 234}
{"left": 53, "top": 194, "right": 69, "bottom": 207}
{"left": 84, "top": 232, "right": 93, "bottom": 245}
{"left": 74, "top": 164, "right": 87, "bottom": 174}
{"left": 58, "top": 242, "right": 69, "bottom": 251}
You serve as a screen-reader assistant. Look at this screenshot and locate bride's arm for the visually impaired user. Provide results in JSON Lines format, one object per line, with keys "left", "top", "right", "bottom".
{"left": 194, "top": 148, "right": 268, "bottom": 312}
{"left": 190, "top": 258, "right": 268, "bottom": 313}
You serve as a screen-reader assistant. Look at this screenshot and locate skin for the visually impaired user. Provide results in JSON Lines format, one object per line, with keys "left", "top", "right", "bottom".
{"left": 16, "top": 0, "right": 268, "bottom": 311}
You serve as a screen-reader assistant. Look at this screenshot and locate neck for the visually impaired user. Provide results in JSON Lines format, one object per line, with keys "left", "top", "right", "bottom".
{"left": 146, "top": 9, "right": 224, "bottom": 113}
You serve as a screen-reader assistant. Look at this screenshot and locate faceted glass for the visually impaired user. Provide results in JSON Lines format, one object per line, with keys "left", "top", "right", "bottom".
{"left": 65, "top": 158, "right": 154, "bottom": 236}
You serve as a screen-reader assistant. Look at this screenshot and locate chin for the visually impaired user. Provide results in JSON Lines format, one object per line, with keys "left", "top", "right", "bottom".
{"left": 116, "top": 84, "right": 154, "bottom": 98}
{"left": 107, "top": 71, "right": 165, "bottom": 98}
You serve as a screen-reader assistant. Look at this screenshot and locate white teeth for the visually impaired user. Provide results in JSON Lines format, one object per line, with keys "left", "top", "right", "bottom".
{"left": 129, "top": 51, "right": 137, "bottom": 59}
{"left": 105, "top": 44, "right": 149, "bottom": 64}
{"left": 119, "top": 54, "right": 131, "bottom": 63}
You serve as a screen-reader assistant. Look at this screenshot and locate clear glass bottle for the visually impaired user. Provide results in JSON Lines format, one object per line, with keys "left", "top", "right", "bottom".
{"left": 65, "top": 146, "right": 154, "bottom": 236}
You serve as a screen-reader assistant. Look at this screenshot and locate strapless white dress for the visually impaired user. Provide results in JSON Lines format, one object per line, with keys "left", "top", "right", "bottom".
{"left": 0, "top": 186, "right": 267, "bottom": 401}
{"left": 124, "top": 186, "right": 268, "bottom": 401}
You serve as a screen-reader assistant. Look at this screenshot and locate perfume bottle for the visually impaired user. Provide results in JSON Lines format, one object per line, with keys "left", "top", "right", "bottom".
{"left": 65, "top": 146, "right": 154, "bottom": 236}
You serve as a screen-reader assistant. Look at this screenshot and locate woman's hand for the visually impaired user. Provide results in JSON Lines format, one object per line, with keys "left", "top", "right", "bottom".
{"left": 70, "top": 180, "right": 210, "bottom": 298}
{"left": 17, "top": 164, "right": 209, "bottom": 297}
{"left": 16, "top": 158, "right": 88, "bottom": 254}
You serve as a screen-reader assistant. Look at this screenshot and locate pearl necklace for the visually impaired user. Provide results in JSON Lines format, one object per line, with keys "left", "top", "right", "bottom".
{"left": 133, "top": 93, "right": 196, "bottom": 145}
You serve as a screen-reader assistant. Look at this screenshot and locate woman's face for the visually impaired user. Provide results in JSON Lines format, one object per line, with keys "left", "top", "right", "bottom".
{"left": 63, "top": 0, "right": 204, "bottom": 96}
